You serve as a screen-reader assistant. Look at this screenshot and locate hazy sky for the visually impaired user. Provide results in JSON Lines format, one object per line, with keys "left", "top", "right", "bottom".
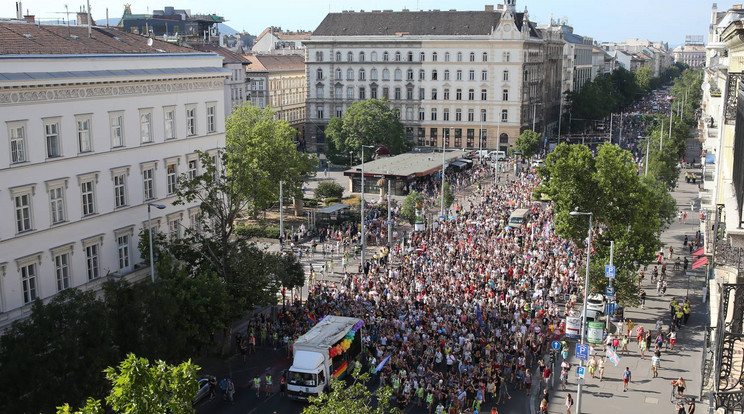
{"left": 4, "top": 0, "right": 726, "bottom": 45}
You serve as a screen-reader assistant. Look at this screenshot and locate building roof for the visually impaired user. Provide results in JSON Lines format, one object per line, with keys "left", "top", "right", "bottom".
{"left": 672, "top": 45, "right": 706, "bottom": 53}
{"left": 244, "top": 54, "right": 267, "bottom": 72}
{"left": 313, "top": 9, "right": 537, "bottom": 38}
{"left": 255, "top": 27, "right": 312, "bottom": 43}
{"left": 252, "top": 54, "right": 305, "bottom": 71}
{"left": 293, "top": 316, "right": 361, "bottom": 349}
{"left": 190, "top": 44, "right": 250, "bottom": 63}
{"left": 344, "top": 150, "right": 469, "bottom": 179}
{"left": 0, "top": 21, "right": 196, "bottom": 55}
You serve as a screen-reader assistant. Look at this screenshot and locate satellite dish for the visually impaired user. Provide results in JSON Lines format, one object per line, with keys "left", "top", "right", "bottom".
{"left": 147, "top": 38, "right": 153, "bottom": 46}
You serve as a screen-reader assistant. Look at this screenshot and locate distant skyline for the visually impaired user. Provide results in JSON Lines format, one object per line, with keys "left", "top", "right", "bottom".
{"left": 3, "top": 0, "right": 729, "bottom": 46}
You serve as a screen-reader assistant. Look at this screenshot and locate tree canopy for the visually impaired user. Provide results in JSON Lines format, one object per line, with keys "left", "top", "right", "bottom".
{"left": 325, "top": 99, "right": 412, "bottom": 156}
{"left": 400, "top": 190, "right": 425, "bottom": 224}
{"left": 515, "top": 129, "right": 541, "bottom": 159}
{"left": 304, "top": 369, "right": 400, "bottom": 414}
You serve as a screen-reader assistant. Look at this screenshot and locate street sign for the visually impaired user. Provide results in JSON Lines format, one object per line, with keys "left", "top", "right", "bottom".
{"left": 605, "top": 265, "right": 616, "bottom": 279}
{"left": 605, "top": 286, "right": 615, "bottom": 297}
{"left": 606, "top": 302, "right": 616, "bottom": 316}
{"left": 576, "top": 366, "right": 585, "bottom": 378}
{"left": 575, "top": 343, "right": 589, "bottom": 361}
{"left": 551, "top": 340, "right": 562, "bottom": 351}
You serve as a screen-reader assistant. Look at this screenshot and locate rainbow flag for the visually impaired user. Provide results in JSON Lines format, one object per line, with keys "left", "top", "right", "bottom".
{"left": 375, "top": 355, "right": 391, "bottom": 373}
{"left": 307, "top": 312, "right": 317, "bottom": 325}
{"left": 332, "top": 361, "right": 348, "bottom": 379}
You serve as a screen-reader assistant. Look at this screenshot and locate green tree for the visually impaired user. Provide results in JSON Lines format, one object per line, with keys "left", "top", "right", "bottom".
{"left": 443, "top": 182, "right": 455, "bottom": 211}
{"left": 304, "top": 369, "right": 400, "bottom": 414}
{"left": 515, "top": 129, "right": 541, "bottom": 159}
{"left": 314, "top": 181, "right": 345, "bottom": 199}
{"left": 400, "top": 190, "right": 425, "bottom": 224}
{"left": 57, "top": 398, "right": 104, "bottom": 414}
{"left": 634, "top": 67, "right": 653, "bottom": 94}
{"left": 325, "top": 99, "right": 412, "bottom": 155}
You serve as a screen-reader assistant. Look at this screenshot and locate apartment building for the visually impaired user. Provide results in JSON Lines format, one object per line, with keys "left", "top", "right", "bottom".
{"left": 0, "top": 21, "right": 226, "bottom": 327}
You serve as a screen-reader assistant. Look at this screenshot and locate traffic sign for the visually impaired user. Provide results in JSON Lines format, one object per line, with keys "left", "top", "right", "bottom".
{"left": 606, "top": 302, "right": 616, "bottom": 316}
{"left": 551, "top": 340, "right": 562, "bottom": 351}
{"left": 575, "top": 343, "right": 589, "bottom": 361}
{"left": 605, "top": 286, "right": 615, "bottom": 297}
{"left": 605, "top": 265, "right": 616, "bottom": 279}
{"left": 576, "top": 366, "right": 585, "bottom": 378}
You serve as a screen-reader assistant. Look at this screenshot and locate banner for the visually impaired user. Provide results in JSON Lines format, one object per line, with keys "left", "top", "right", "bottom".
{"left": 693, "top": 256, "right": 708, "bottom": 270}
{"left": 605, "top": 347, "right": 621, "bottom": 366}
{"left": 587, "top": 321, "right": 604, "bottom": 344}
{"left": 692, "top": 247, "right": 704, "bottom": 257}
{"left": 565, "top": 316, "right": 581, "bottom": 339}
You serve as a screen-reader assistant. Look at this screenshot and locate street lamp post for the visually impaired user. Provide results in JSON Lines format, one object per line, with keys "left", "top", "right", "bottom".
{"left": 147, "top": 202, "right": 166, "bottom": 283}
{"left": 360, "top": 145, "right": 375, "bottom": 267}
{"left": 440, "top": 130, "right": 448, "bottom": 218}
{"left": 570, "top": 209, "right": 593, "bottom": 414}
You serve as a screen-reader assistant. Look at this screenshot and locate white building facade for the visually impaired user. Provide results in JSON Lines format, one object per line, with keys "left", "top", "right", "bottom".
{"left": 0, "top": 24, "right": 227, "bottom": 327}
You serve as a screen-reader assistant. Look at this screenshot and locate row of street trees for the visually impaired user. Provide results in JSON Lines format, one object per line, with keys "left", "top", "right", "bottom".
{"left": 0, "top": 104, "right": 313, "bottom": 414}
{"left": 537, "top": 65, "right": 700, "bottom": 306}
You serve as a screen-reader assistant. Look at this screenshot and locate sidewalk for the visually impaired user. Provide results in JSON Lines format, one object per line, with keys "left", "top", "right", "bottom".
{"left": 542, "top": 135, "right": 708, "bottom": 414}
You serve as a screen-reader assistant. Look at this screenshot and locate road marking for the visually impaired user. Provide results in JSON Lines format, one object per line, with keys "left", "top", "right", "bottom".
{"left": 645, "top": 397, "right": 659, "bottom": 404}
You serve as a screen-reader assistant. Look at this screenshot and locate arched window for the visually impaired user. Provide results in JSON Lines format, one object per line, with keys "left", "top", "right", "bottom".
{"left": 445, "top": 52, "right": 450, "bottom": 62}
{"left": 347, "top": 52, "right": 353, "bottom": 62}
{"left": 394, "top": 51, "right": 401, "bottom": 61}
{"left": 407, "top": 51, "right": 413, "bottom": 61}
{"left": 482, "top": 52, "right": 488, "bottom": 62}
{"left": 335, "top": 51, "right": 341, "bottom": 61}
{"left": 444, "top": 70, "right": 450, "bottom": 80}
{"left": 316, "top": 68, "right": 324, "bottom": 80}
{"left": 407, "top": 69, "right": 414, "bottom": 80}
{"left": 371, "top": 68, "right": 378, "bottom": 81}
{"left": 432, "top": 52, "right": 438, "bottom": 62}
{"left": 457, "top": 52, "right": 463, "bottom": 62}
{"left": 347, "top": 68, "right": 354, "bottom": 80}
{"left": 383, "top": 51, "right": 389, "bottom": 61}
{"left": 394, "top": 69, "right": 402, "bottom": 81}
{"left": 382, "top": 69, "right": 390, "bottom": 80}
{"left": 371, "top": 51, "right": 378, "bottom": 61}
{"left": 431, "top": 70, "right": 438, "bottom": 80}
{"left": 359, "top": 51, "right": 365, "bottom": 62}
{"left": 501, "top": 110, "right": 508, "bottom": 122}
{"left": 469, "top": 52, "right": 475, "bottom": 62}
{"left": 419, "top": 69, "right": 425, "bottom": 80}
{"left": 419, "top": 52, "right": 425, "bottom": 61}
{"left": 359, "top": 68, "right": 366, "bottom": 80}
{"left": 335, "top": 68, "right": 342, "bottom": 80}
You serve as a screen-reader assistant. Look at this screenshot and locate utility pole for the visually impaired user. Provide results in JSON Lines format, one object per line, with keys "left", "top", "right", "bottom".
{"left": 440, "top": 135, "right": 446, "bottom": 218}
{"left": 532, "top": 102, "right": 537, "bottom": 132}
{"left": 361, "top": 146, "right": 366, "bottom": 266}
{"left": 606, "top": 241, "right": 614, "bottom": 331}
{"left": 279, "top": 180, "right": 284, "bottom": 239}
{"left": 387, "top": 179, "right": 392, "bottom": 247}
{"left": 669, "top": 101, "right": 673, "bottom": 141}
{"left": 645, "top": 136, "right": 651, "bottom": 177}
{"left": 557, "top": 97, "right": 563, "bottom": 142}
{"left": 609, "top": 113, "right": 613, "bottom": 144}
{"left": 660, "top": 118, "right": 664, "bottom": 151}
{"left": 619, "top": 113, "right": 624, "bottom": 146}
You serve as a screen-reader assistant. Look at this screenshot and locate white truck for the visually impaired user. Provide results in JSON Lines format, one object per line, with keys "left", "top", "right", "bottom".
{"left": 287, "top": 315, "right": 364, "bottom": 400}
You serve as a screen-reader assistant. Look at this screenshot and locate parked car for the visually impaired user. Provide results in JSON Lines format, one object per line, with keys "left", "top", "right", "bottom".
{"left": 585, "top": 294, "right": 605, "bottom": 319}
{"left": 193, "top": 377, "right": 211, "bottom": 407}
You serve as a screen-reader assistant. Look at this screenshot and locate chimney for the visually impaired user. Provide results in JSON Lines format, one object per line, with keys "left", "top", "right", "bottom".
{"left": 485, "top": 5, "right": 494, "bottom": 11}
{"left": 77, "top": 10, "right": 89, "bottom": 25}
{"left": 16, "top": 1, "right": 23, "bottom": 19}
{"left": 23, "top": 14, "right": 35, "bottom": 23}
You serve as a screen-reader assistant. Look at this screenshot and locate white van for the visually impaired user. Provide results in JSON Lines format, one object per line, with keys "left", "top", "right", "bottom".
{"left": 508, "top": 208, "right": 530, "bottom": 228}
{"left": 489, "top": 151, "right": 506, "bottom": 161}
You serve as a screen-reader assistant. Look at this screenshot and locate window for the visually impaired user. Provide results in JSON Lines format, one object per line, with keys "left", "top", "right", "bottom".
{"left": 502, "top": 89, "right": 509, "bottom": 101}
{"left": 456, "top": 89, "right": 462, "bottom": 100}
{"left": 420, "top": 52, "right": 425, "bottom": 61}
{"left": 370, "top": 87, "right": 377, "bottom": 99}
{"left": 482, "top": 70, "right": 488, "bottom": 81}
{"left": 419, "top": 69, "right": 425, "bottom": 80}
{"left": 383, "top": 51, "right": 389, "bottom": 61}
{"left": 382, "top": 69, "right": 390, "bottom": 81}
{"left": 470, "top": 52, "right": 475, "bottom": 62}
{"left": 164, "top": 108, "right": 175, "bottom": 140}
{"left": 316, "top": 86, "right": 324, "bottom": 99}
{"left": 444, "top": 70, "right": 450, "bottom": 81}
{"left": 359, "top": 87, "right": 366, "bottom": 100}
{"left": 407, "top": 69, "right": 414, "bottom": 81}
{"left": 468, "top": 109, "right": 475, "bottom": 121}
{"left": 81, "top": 180, "right": 96, "bottom": 216}
{"left": 335, "top": 86, "right": 342, "bottom": 98}
{"left": 406, "top": 87, "right": 413, "bottom": 100}
{"left": 54, "top": 252, "right": 70, "bottom": 291}
{"left": 482, "top": 89, "right": 488, "bottom": 100}
{"left": 466, "top": 129, "right": 474, "bottom": 147}
{"left": 168, "top": 217, "right": 181, "bottom": 240}
{"left": 117, "top": 234, "right": 130, "bottom": 270}
{"left": 444, "top": 89, "right": 450, "bottom": 100}
{"left": 9, "top": 123, "right": 27, "bottom": 163}
{"left": 317, "top": 68, "right": 324, "bottom": 80}
{"left": 394, "top": 51, "right": 401, "bottom": 62}
{"left": 347, "top": 69, "right": 354, "bottom": 81}
{"left": 166, "top": 163, "right": 177, "bottom": 195}
{"left": 456, "top": 109, "right": 462, "bottom": 121}
{"left": 359, "top": 69, "right": 366, "bottom": 80}
{"left": 315, "top": 51, "right": 323, "bottom": 61}
{"left": 207, "top": 105, "right": 216, "bottom": 133}
{"left": 359, "top": 51, "right": 365, "bottom": 61}
{"left": 371, "top": 69, "right": 378, "bottom": 81}
{"left": 186, "top": 106, "right": 196, "bottom": 136}
{"left": 335, "top": 68, "right": 342, "bottom": 80}
{"left": 49, "top": 186, "right": 65, "bottom": 224}
{"left": 443, "top": 108, "right": 450, "bottom": 121}
{"left": 457, "top": 52, "right": 463, "bottom": 62}
{"left": 431, "top": 108, "right": 437, "bottom": 121}
{"left": 456, "top": 70, "right": 462, "bottom": 80}
{"left": 21, "top": 263, "right": 37, "bottom": 304}
{"left": 407, "top": 51, "right": 413, "bottom": 61}
{"left": 503, "top": 52, "right": 510, "bottom": 62}
{"left": 469, "top": 89, "right": 475, "bottom": 100}
{"left": 45, "top": 120, "right": 61, "bottom": 158}
{"left": 432, "top": 70, "right": 438, "bottom": 80}
{"left": 503, "top": 70, "right": 509, "bottom": 81}
{"left": 347, "top": 51, "right": 353, "bottom": 62}
{"left": 114, "top": 173, "right": 127, "bottom": 208}
{"left": 445, "top": 52, "right": 451, "bottom": 62}
{"left": 481, "top": 109, "right": 487, "bottom": 122}
{"left": 15, "top": 193, "right": 32, "bottom": 233}
{"left": 419, "top": 88, "right": 425, "bottom": 100}
{"left": 335, "top": 51, "right": 341, "bottom": 61}
{"left": 143, "top": 167, "right": 155, "bottom": 200}
{"left": 443, "top": 128, "right": 450, "bottom": 146}
{"left": 347, "top": 87, "right": 354, "bottom": 99}
{"left": 419, "top": 107, "right": 425, "bottom": 121}
{"left": 469, "top": 70, "right": 475, "bottom": 81}
{"left": 432, "top": 52, "right": 438, "bottom": 62}
{"left": 483, "top": 52, "right": 488, "bottom": 62}
{"left": 317, "top": 105, "right": 325, "bottom": 119}
{"left": 85, "top": 243, "right": 99, "bottom": 280}
{"left": 394, "top": 69, "right": 402, "bottom": 81}
{"left": 140, "top": 111, "right": 153, "bottom": 143}
{"left": 431, "top": 89, "right": 438, "bottom": 100}
{"left": 394, "top": 88, "right": 401, "bottom": 100}
{"left": 188, "top": 158, "right": 198, "bottom": 180}
{"left": 501, "top": 109, "right": 508, "bottom": 122}
{"left": 77, "top": 116, "right": 92, "bottom": 153}
{"left": 430, "top": 128, "right": 438, "bottom": 146}
{"left": 383, "top": 87, "right": 389, "bottom": 100}
{"left": 454, "top": 129, "right": 462, "bottom": 147}
{"left": 108, "top": 114, "right": 123, "bottom": 147}
{"left": 371, "top": 51, "right": 378, "bottom": 61}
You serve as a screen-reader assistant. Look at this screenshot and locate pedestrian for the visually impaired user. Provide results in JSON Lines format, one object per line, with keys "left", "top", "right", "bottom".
{"left": 676, "top": 401, "right": 686, "bottom": 414}
{"left": 668, "top": 330, "right": 677, "bottom": 350}
{"left": 253, "top": 375, "right": 261, "bottom": 398}
{"left": 208, "top": 375, "right": 217, "bottom": 399}
{"left": 565, "top": 393, "right": 574, "bottom": 414}
{"left": 588, "top": 355, "right": 598, "bottom": 379}
{"left": 219, "top": 377, "right": 228, "bottom": 400}
{"left": 640, "top": 289, "right": 646, "bottom": 309}
{"left": 598, "top": 357, "right": 606, "bottom": 381}
{"left": 651, "top": 350, "right": 660, "bottom": 378}
{"left": 683, "top": 211, "right": 688, "bottom": 224}
{"left": 622, "top": 367, "right": 632, "bottom": 392}
{"left": 688, "top": 397, "right": 696, "bottom": 414}
{"left": 673, "top": 377, "right": 686, "bottom": 398}
{"left": 226, "top": 378, "right": 235, "bottom": 403}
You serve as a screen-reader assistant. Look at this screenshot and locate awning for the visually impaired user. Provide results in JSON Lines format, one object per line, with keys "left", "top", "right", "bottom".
{"left": 451, "top": 161, "right": 467, "bottom": 168}
{"left": 317, "top": 204, "right": 350, "bottom": 214}
{"left": 692, "top": 247, "right": 705, "bottom": 257}
{"left": 692, "top": 256, "right": 708, "bottom": 269}
{"left": 706, "top": 154, "right": 716, "bottom": 164}
{"left": 462, "top": 159, "right": 473, "bottom": 164}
